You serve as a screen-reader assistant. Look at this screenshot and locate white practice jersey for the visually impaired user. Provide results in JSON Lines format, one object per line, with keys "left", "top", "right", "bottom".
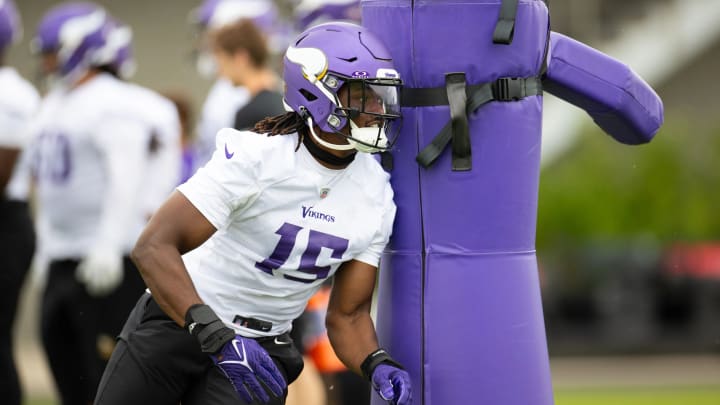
{"left": 0, "top": 67, "right": 40, "bottom": 201}
{"left": 178, "top": 129, "right": 396, "bottom": 337}
{"left": 194, "top": 78, "right": 250, "bottom": 168}
{"left": 30, "top": 73, "right": 149, "bottom": 260}
{"left": 118, "top": 83, "right": 182, "bottom": 242}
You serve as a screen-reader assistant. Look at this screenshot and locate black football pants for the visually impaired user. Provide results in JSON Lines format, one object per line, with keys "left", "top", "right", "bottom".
{"left": 0, "top": 200, "right": 34, "bottom": 405}
{"left": 41, "top": 256, "right": 146, "bottom": 405}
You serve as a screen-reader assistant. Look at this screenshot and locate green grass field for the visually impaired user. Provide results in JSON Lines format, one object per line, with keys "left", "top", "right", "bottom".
{"left": 555, "top": 385, "right": 720, "bottom": 405}
{"left": 26, "top": 385, "right": 720, "bottom": 405}
{"left": 27, "top": 400, "right": 55, "bottom": 405}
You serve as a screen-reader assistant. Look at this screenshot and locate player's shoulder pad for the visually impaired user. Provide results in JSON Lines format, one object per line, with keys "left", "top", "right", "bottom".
{"left": 214, "top": 128, "right": 298, "bottom": 180}
{"left": 0, "top": 68, "right": 40, "bottom": 115}
{"left": 122, "top": 82, "right": 177, "bottom": 117}
{"left": 86, "top": 75, "right": 137, "bottom": 111}
{"left": 97, "top": 79, "right": 179, "bottom": 134}
{"left": 345, "top": 153, "right": 392, "bottom": 199}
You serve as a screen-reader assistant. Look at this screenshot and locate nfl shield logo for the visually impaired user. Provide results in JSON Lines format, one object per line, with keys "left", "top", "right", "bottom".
{"left": 320, "top": 188, "right": 330, "bottom": 199}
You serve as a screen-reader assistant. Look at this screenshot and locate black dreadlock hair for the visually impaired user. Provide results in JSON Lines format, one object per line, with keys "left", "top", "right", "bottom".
{"left": 252, "top": 112, "right": 308, "bottom": 151}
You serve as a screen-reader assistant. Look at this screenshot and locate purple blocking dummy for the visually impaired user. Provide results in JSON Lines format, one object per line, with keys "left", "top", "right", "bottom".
{"left": 361, "top": 1, "right": 661, "bottom": 404}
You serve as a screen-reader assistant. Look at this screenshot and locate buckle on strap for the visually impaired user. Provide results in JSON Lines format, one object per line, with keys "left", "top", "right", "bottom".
{"left": 493, "top": 77, "right": 525, "bottom": 101}
{"left": 415, "top": 76, "right": 543, "bottom": 170}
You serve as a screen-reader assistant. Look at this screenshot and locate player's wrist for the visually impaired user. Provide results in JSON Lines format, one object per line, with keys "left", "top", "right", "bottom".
{"left": 184, "top": 303, "right": 234, "bottom": 353}
{"left": 360, "top": 348, "right": 404, "bottom": 381}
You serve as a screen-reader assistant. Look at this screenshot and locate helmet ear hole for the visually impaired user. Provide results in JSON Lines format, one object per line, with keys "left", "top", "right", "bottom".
{"left": 299, "top": 88, "right": 318, "bottom": 102}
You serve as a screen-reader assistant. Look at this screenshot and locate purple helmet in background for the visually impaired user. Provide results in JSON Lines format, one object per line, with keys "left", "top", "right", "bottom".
{"left": 192, "top": 0, "right": 277, "bottom": 31}
{"left": 32, "top": 2, "right": 109, "bottom": 82}
{"left": 283, "top": 22, "right": 403, "bottom": 153}
{"left": 0, "top": 0, "right": 21, "bottom": 50}
{"left": 294, "top": 0, "right": 360, "bottom": 31}
{"left": 94, "top": 18, "right": 136, "bottom": 79}
{"left": 189, "top": 0, "right": 290, "bottom": 76}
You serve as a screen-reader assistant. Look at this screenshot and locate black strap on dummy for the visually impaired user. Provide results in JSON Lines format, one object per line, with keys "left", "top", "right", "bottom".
{"left": 493, "top": 0, "right": 519, "bottom": 44}
{"left": 404, "top": 76, "right": 542, "bottom": 170}
{"left": 445, "top": 73, "right": 471, "bottom": 170}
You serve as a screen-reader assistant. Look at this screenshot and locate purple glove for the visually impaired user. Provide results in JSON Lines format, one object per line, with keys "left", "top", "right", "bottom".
{"left": 371, "top": 363, "right": 412, "bottom": 405}
{"left": 211, "top": 335, "right": 287, "bottom": 403}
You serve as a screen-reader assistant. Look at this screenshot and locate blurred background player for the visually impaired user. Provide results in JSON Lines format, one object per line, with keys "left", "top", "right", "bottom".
{"left": 91, "top": 16, "right": 183, "bottom": 360}
{"left": 208, "top": 17, "right": 283, "bottom": 130}
{"left": 189, "top": 0, "right": 289, "bottom": 172}
{"left": 27, "top": 2, "right": 173, "bottom": 403}
{"left": 0, "top": 1, "right": 40, "bottom": 404}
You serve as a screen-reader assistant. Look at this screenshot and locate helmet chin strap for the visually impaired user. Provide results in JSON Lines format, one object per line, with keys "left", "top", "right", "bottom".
{"left": 307, "top": 117, "right": 356, "bottom": 151}
{"left": 302, "top": 127, "right": 356, "bottom": 167}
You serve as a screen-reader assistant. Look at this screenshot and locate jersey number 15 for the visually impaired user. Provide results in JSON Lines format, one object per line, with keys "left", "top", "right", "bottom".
{"left": 255, "top": 222, "right": 349, "bottom": 283}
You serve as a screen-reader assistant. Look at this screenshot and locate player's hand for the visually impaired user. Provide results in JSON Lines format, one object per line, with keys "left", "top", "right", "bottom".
{"left": 76, "top": 247, "right": 124, "bottom": 296}
{"left": 372, "top": 363, "right": 412, "bottom": 405}
{"left": 212, "top": 335, "right": 286, "bottom": 403}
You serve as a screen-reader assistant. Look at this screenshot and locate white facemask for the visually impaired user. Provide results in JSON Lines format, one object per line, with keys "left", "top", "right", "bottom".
{"left": 307, "top": 117, "right": 389, "bottom": 153}
{"left": 348, "top": 119, "right": 388, "bottom": 153}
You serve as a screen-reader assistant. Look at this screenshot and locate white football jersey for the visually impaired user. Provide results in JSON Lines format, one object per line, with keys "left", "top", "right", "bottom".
{"left": 178, "top": 129, "right": 396, "bottom": 337}
{"left": 30, "top": 73, "right": 149, "bottom": 260}
{"left": 0, "top": 67, "right": 40, "bottom": 201}
{"left": 118, "top": 83, "right": 182, "bottom": 243}
{"left": 194, "top": 78, "right": 250, "bottom": 168}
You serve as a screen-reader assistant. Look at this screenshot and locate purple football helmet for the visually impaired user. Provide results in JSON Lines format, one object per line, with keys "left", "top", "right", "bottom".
{"left": 32, "top": 2, "right": 110, "bottom": 83}
{"left": 0, "top": 0, "right": 21, "bottom": 50}
{"left": 294, "top": 0, "right": 361, "bottom": 31}
{"left": 192, "top": 0, "right": 278, "bottom": 32}
{"left": 94, "top": 18, "right": 135, "bottom": 79}
{"left": 283, "top": 22, "right": 402, "bottom": 153}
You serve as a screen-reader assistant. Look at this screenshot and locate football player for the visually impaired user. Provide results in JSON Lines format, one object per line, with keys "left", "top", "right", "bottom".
{"left": 208, "top": 18, "right": 284, "bottom": 131}
{"left": 94, "top": 22, "right": 411, "bottom": 405}
{"left": 28, "top": 3, "right": 153, "bottom": 403}
{"left": 0, "top": 2, "right": 40, "bottom": 404}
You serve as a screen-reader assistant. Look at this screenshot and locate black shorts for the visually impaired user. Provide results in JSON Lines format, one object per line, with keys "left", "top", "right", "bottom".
{"left": 94, "top": 293, "right": 304, "bottom": 405}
